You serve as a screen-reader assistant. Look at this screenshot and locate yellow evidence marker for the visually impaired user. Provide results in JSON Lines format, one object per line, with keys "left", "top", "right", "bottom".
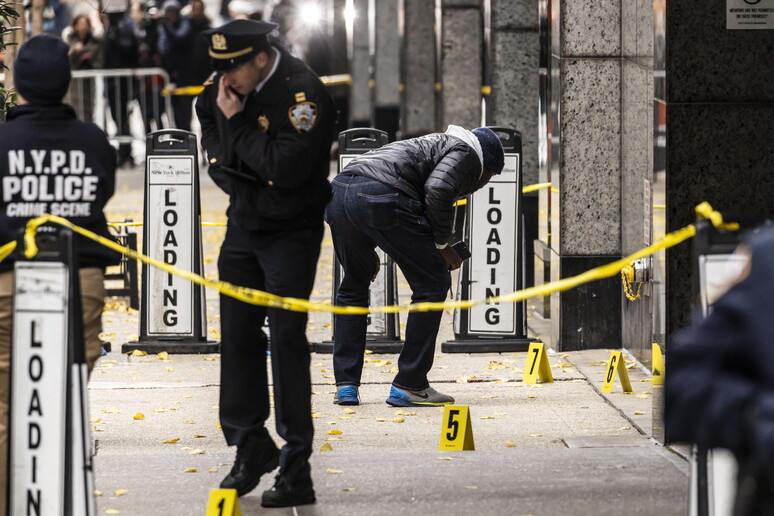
{"left": 651, "top": 343, "right": 665, "bottom": 386}
{"left": 438, "top": 405, "right": 475, "bottom": 451}
{"left": 601, "top": 351, "right": 633, "bottom": 394}
{"left": 522, "top": 341, "right": 554, "bottom": 384}
{"left": 205, "top": 489, "right": 242, "bottom": 516}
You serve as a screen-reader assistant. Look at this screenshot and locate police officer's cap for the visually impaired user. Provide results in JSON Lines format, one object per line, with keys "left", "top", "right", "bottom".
{"left": 204, "top": 19, "right": 278, "bottom": 72}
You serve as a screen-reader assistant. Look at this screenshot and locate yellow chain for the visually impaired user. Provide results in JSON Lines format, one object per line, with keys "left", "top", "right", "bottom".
{"left": 621, "top": 263, "right": 643, "bottom": 301}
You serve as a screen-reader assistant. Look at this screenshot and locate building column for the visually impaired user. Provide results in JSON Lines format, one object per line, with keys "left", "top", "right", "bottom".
{"left": 543, "top": 0, "right": 623, "bottom": 351}
{"left": 437, "top": 0, "right": 482, "bottom": 130}
{"left": 348, "top": 0, "right": 371, "bottom": 126}
{"left": 399, "top": 0, "right": 436, "bottom": 138}
{"left": 372, "top": 0, "right": 400, "bottom": 140}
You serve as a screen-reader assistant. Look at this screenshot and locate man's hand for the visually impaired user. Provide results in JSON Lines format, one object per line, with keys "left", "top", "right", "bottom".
{"left": 216, "top": 76, "right": 242, "bottom": 119}
{"left": 439, "top": 246, "right": 462, "bottom": 271}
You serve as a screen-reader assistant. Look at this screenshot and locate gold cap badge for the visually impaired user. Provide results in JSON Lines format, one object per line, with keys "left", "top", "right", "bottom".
{"left": 212, "top": 34, "right": 227, "bottom": 50}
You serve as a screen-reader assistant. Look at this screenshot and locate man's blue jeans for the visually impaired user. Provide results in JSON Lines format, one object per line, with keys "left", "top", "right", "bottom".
{"left": 326, "top": 174, "right": 450, "bottom": 391}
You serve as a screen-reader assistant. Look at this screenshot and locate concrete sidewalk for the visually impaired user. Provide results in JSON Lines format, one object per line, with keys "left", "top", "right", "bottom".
{"left": 87, "top": 168, "right": 689, "bottom": 515}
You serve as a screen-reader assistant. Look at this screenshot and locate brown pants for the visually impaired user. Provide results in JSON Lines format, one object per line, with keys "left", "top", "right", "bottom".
{"left": 0, "top": 268, "right": 105, "bottom": 515}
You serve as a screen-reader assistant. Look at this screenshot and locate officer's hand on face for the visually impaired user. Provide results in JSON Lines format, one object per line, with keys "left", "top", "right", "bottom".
{"left": 217, "top": 76, "right": 242, "bottom": 119}
{"left": 371, "top": 250, "right": 380, "bottom": 282}
{"left": 439, "top": 246, "right": 462, "bottom": 271}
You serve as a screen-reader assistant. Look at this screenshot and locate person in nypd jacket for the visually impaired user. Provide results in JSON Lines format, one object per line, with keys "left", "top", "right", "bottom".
{"left": 327, "top": 125, "right": 504, "bottom": 408}
{"left": 0, "top": 34, "right": 120, "bottom": 516}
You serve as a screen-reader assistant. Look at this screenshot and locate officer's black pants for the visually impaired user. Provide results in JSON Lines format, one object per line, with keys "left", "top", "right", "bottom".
{"left": 217, "top": 223, "right": 323, "bottom": 474}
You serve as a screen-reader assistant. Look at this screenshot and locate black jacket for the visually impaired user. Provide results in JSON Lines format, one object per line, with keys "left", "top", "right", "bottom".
{"left": 342, "top": 133, "right": 482, "bottom": 247}
{"left": 0, "top": 104, "right": 120, "bottom": 272}
{"left": 195, "top": 48, "right": 335, "bottom": 231}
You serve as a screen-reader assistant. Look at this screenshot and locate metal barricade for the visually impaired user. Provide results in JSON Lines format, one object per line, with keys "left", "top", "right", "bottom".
{"left": 69, "top": 68, "right": 175, "bottom": 152}
{"left": 105, "top": 221, "right": 140, "bottom": 311}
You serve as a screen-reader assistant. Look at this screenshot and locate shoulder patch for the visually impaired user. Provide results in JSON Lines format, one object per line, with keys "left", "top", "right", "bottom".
{"left": 295, "top": 92, "right": 307, "bottom": 102}
{"left": 288, "top": 102, "right": 318, "bottom": 133}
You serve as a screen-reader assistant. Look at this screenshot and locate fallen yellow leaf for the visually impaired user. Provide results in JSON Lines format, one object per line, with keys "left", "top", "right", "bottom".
{"left": 132, "top": 413, "right": 145, "bottom": 420}
{"left": 113, "top": 489, "right": 128, "bottom": 496}
{"left": 636, "top": 394, "right": 649, "bottom": 399}
{"left": 193, "top": 434, "right": 206, "bottom": 438}
{"left": 163, "top": 438, "right": 180, "bottom": 444}
{"left": 505, "top": 442, "right": 517, "bottom": 447}
{"left": 208, "top": 468, "right": 218, "bottom": 473}
{"left": 183, "top": 468, "right": 197, "bottom": 473}
{"left": 157, "top": 351, "right": 170, "bottom": 360}
{"left": 393, "top": 417, "right": 405, "bottom": 423}
{"left": 326, "top": 469, "right": 343, "bottom": 474}
{"left": 634, "top": 411, "right": 646, "bottom": 415}
{"left": 528, "top": 434, "right": 542, "bottom": 438}
{"left": 343, "top": 408, "right": 356, "bottom": 414}
{"left": 436, "top": 457, "right": 453, "bottom": 461}
{"left": 463, "top": 486, "right": 478, "bottom": 489}
{"left": 375, "top": 418, "right": 386, "bottom": 422}
{"left": 94, "top": 490, "right": 103, "bottom": 496}
{"left": 105, "top": 510, "right": 121, "bottom": 515}
{"left": 342, "top": 487, "right": 357, "bottom": 492}
{"left": 320, "top": 443, "right": 333, "bottom": 452}
{"left": 189, "top": 449, "right": 205, "bottom": 455}
{"left": 327, "top": 429, "right": 343, "bottom": 435}
{"left": 165, "top": 366, "right": 175, "bottom": 373}
{"left": 130, "top": 350, "right": 146, "bottom": 357}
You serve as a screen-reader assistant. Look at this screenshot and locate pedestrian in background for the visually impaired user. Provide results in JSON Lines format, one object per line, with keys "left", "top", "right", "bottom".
{"left": 0, "top": 34, "right": 120, "bottom": 516}
{"left": 326, "top": 125, "right": 504, "bottom": 407}
{"left": 666, "top": 225, "right": 774, "bottom": 514}
{"left": 195, "top": 18, "right": 335, "bottom": 507}
{"left": 158, "top": 0, "right": 195, "bottom": 130}
{"left": 102, "top": 8, "right": 140, "bottom": 167}
{"left": 64, "top": 13, "right": 104, "bottom": 122}
{"left": 188, "top": 0, "right": 212, "bottom": 85}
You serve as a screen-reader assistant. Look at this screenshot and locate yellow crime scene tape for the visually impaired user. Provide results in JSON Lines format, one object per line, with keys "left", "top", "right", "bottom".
{"left": 0, "top": 202, "right": 737, "bottom": 315}
{"left": 107, "top": 221, "right": 227, "bottom": 227}
{"left": 162, "top": 74, "right": 354, "bottom": 97}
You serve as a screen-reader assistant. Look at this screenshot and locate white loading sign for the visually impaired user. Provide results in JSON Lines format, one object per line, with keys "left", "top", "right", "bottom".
{"left": 146, "top": 156, "right": 195, "bottom": 335}
{"left": 10, "top": 263, "right": 69, "bottom": 515}
{"left": 466, "top": 154, "right": 520, "bottom": 334}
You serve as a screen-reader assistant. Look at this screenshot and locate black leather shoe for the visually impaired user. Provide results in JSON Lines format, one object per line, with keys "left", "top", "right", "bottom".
{"left": 261, "top": 469, "right": 316, "bottom": 508}
{"left": 220, "top": 434, "right": 280, "bottom": 497}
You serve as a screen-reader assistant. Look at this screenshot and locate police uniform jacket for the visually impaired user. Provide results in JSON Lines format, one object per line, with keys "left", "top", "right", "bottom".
{"left": 0, "top": 104, "right": 120, "bottom": 273}
{"left": 195, "top": 47, "right": 335, "bottom": 232}
{"left": 341, "top": 134, "right": 481, "bottom": 248}
{"left": 666, "top": 226, "right": 774, "bottom": 454}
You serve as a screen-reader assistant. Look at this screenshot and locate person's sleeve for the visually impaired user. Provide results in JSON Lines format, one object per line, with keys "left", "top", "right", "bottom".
{"left": 195, "top": 87, "right": 223, "bottom": 163}
{"left": 423, "top": 148, "right": 480, "bottom": 248}
{"left": 665, "top": 288, "right": 758, "bottom": 453}
{"left": 195, "top": 87, "right": 233, "bottom": 195}
{"left": 226, "top": 85, "right": 335, "bottom": 189}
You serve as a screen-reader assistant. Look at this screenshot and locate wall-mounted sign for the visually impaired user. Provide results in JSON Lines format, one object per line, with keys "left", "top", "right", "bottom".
{"left": 727, "top": 0, "right": 774, "bottom": 29}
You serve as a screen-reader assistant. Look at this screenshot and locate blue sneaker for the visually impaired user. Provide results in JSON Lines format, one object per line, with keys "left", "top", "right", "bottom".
{"left": 333, "top": 385, "right": 360, "bottom": 405}
{"left": 386, "top": 385, "right": 454, "bottom": 407}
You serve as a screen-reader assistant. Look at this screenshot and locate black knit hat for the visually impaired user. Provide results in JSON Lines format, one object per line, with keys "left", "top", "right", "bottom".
{"left": 472, "top": 127, "right": 505, "bottom": 174}
{"left": 14, "top": 35, "right": 71, "bottom": 106}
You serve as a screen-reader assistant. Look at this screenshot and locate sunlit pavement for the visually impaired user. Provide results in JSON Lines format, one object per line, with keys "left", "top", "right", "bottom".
{"left": 90, "top": 166, "right": 688, "bottom": 515}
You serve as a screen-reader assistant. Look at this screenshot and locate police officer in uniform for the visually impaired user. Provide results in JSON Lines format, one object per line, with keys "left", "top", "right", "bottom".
{"left": 666, "top": 226, "right": 774, "bottom": 514}
{"left": 0, "top": 35, "right": 119, "bottom": 515}
{"left": 195, "top": 19, "right": 335, "bottom": 507}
